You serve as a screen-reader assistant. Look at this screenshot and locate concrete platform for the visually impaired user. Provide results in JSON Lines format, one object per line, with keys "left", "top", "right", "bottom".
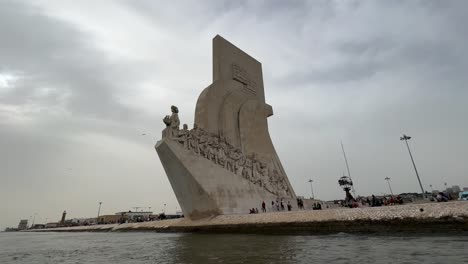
{"left": 29, "top": 202, "right": 468, "bottom": 234}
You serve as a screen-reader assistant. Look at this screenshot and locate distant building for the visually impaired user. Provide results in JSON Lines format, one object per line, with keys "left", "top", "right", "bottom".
{"left": 464, "top": 187, "right": 468, "bottom": 192}
{"left": 97, "top": 214, "right": 124, "bottom": 224}
{"left": 115, "top": 211, "right": 153, "bottom": 222}
{"left": 70, "top": 218, "right": 96, "bottom": 226}
{"left": 83, "top": 218, "right": 97, "bottom": 225}
{"left": 18, "top": 220, "right": 28, "bottom": 230}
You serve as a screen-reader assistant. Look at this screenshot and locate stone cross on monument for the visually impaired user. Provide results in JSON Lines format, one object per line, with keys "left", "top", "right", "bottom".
{"left": 156, "top": 35, "right": 296, "bottom": 219}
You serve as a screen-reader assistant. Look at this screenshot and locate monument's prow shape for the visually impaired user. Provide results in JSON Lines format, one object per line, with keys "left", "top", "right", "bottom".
{"left": 156, "top": 35, "right": 296, "bottom": 219}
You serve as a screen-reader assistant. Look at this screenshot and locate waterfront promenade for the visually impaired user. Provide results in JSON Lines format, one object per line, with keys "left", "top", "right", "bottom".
{"left": 29, "top": 201, "right": 468, "bottom": 234}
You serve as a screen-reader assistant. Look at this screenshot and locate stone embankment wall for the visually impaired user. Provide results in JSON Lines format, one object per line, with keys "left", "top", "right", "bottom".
{"left": 32, "top": 201, "right": 468, "bottom": 234}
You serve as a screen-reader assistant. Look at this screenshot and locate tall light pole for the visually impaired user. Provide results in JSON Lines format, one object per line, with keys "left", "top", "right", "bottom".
{"left": 308, "top": 179, "right": 315, "bottom": 199}
{"left": 400, "top": 134, "right": 425, "bottom": 198}
{"left": 97, "top": 202, "right": 102, "bottom": 220}
{"left": 384, "top": 177, "right": 394, "bottom": 195}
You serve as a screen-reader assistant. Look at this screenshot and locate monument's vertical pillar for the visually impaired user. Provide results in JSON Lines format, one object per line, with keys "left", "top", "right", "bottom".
{"left": 196, "top": 35, "right": 296, "bottom": 198}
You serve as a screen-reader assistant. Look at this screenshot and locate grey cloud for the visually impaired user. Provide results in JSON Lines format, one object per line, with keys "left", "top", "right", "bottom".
{"left": 0, "top": 0, "right": 139, "bottom": 121}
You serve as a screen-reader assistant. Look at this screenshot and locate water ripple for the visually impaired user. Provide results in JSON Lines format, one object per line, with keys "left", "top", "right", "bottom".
{"left": 0, "top": 232, "right": 467, "bottom": 263}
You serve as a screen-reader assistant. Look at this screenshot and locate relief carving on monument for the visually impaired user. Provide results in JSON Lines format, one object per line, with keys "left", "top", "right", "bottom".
{"left": 232, "top": 63, "right": 257, "bottom": 94}
{"left": 162, "top": 106, "right": 291, "bottom": 198}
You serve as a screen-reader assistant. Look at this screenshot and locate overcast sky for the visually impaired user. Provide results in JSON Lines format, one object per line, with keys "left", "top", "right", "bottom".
{"left": 1, "top": 0, "right": 468, "bottom": 229}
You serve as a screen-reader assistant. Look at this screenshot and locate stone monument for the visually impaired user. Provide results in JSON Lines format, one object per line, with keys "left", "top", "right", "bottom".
{"left": 156, "top": 35, "right": 296, "bottom": 219}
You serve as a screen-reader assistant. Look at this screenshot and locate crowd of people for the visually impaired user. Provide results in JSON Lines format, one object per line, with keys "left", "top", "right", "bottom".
{"left": 368, "top": 195, "right": 404, "bottom": 207}
{"left": 248, "top": 190, "right": 461, "bottom": 213}
{"left": 247, "top": 189, "right": 460, "bottom": 213}
{"left": 433, "top": 192, "right": 452, "bottom": 202}
{"left": 250, "top": 199, "right": 323, "bottom": 214}
{"left": 336, "top": 194, "right": 406, "bottom": 208}
{"left": 312, "top": 203, "right": 322, "bottom": 210}
{"left": 248, "top": 191, "right": 457, "bottom": 214}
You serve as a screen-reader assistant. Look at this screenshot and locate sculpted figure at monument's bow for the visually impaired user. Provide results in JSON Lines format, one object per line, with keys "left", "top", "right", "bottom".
{"left": 156, "top": 35, "right": 296, "bottom": 219}
{"left": 162, "top": 105, "right": 180, "bottom": 138}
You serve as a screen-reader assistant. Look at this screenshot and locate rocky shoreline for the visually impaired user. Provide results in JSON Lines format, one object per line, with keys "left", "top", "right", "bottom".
{"left": 28, "top": 201, "right": 468, "bottom": 234}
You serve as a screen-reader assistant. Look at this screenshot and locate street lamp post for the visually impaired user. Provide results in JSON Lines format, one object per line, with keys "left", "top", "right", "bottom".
{"left": 308, "top": 179, "right": 315, "bottom": 199}
{"left": 97, "top": 202, "right": 102, "bottom": 221}
{"left": 384, "top": 177, "right": 394, "bottom": 196}
{"left": 400, "top": 134, "right": 425, "bottom": 198}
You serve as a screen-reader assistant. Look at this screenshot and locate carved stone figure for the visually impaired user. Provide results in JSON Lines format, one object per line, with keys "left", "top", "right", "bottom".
{"left": 176, "top": 124, "right": 189, "bottom": 148}
{"left": 251, "top": 154, "right": 264, "bottom": 181}
{"left": 242, "top": 158, "right": 253, "bottom": 181}
{"left": 188, "top": 124, "right": 200, "bottom": 154}
{"left": 162, "top": 105, "right": 180, "bottom": 138}
{"left": 229, "top": 148, "right": 243, "bottom": 174}
{"left": 225, "top": 152, "right": 234, "bottom": 172}
{"left": 217, "top": 137, "right": 228, "bottom": 167}
{"left": 204, "top": 135, "right": 216, "bottom": 163}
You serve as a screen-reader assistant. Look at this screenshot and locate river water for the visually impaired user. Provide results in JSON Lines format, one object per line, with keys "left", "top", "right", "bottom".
{"left": 0, "top": 232, "right": 467, "bottom": 263}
